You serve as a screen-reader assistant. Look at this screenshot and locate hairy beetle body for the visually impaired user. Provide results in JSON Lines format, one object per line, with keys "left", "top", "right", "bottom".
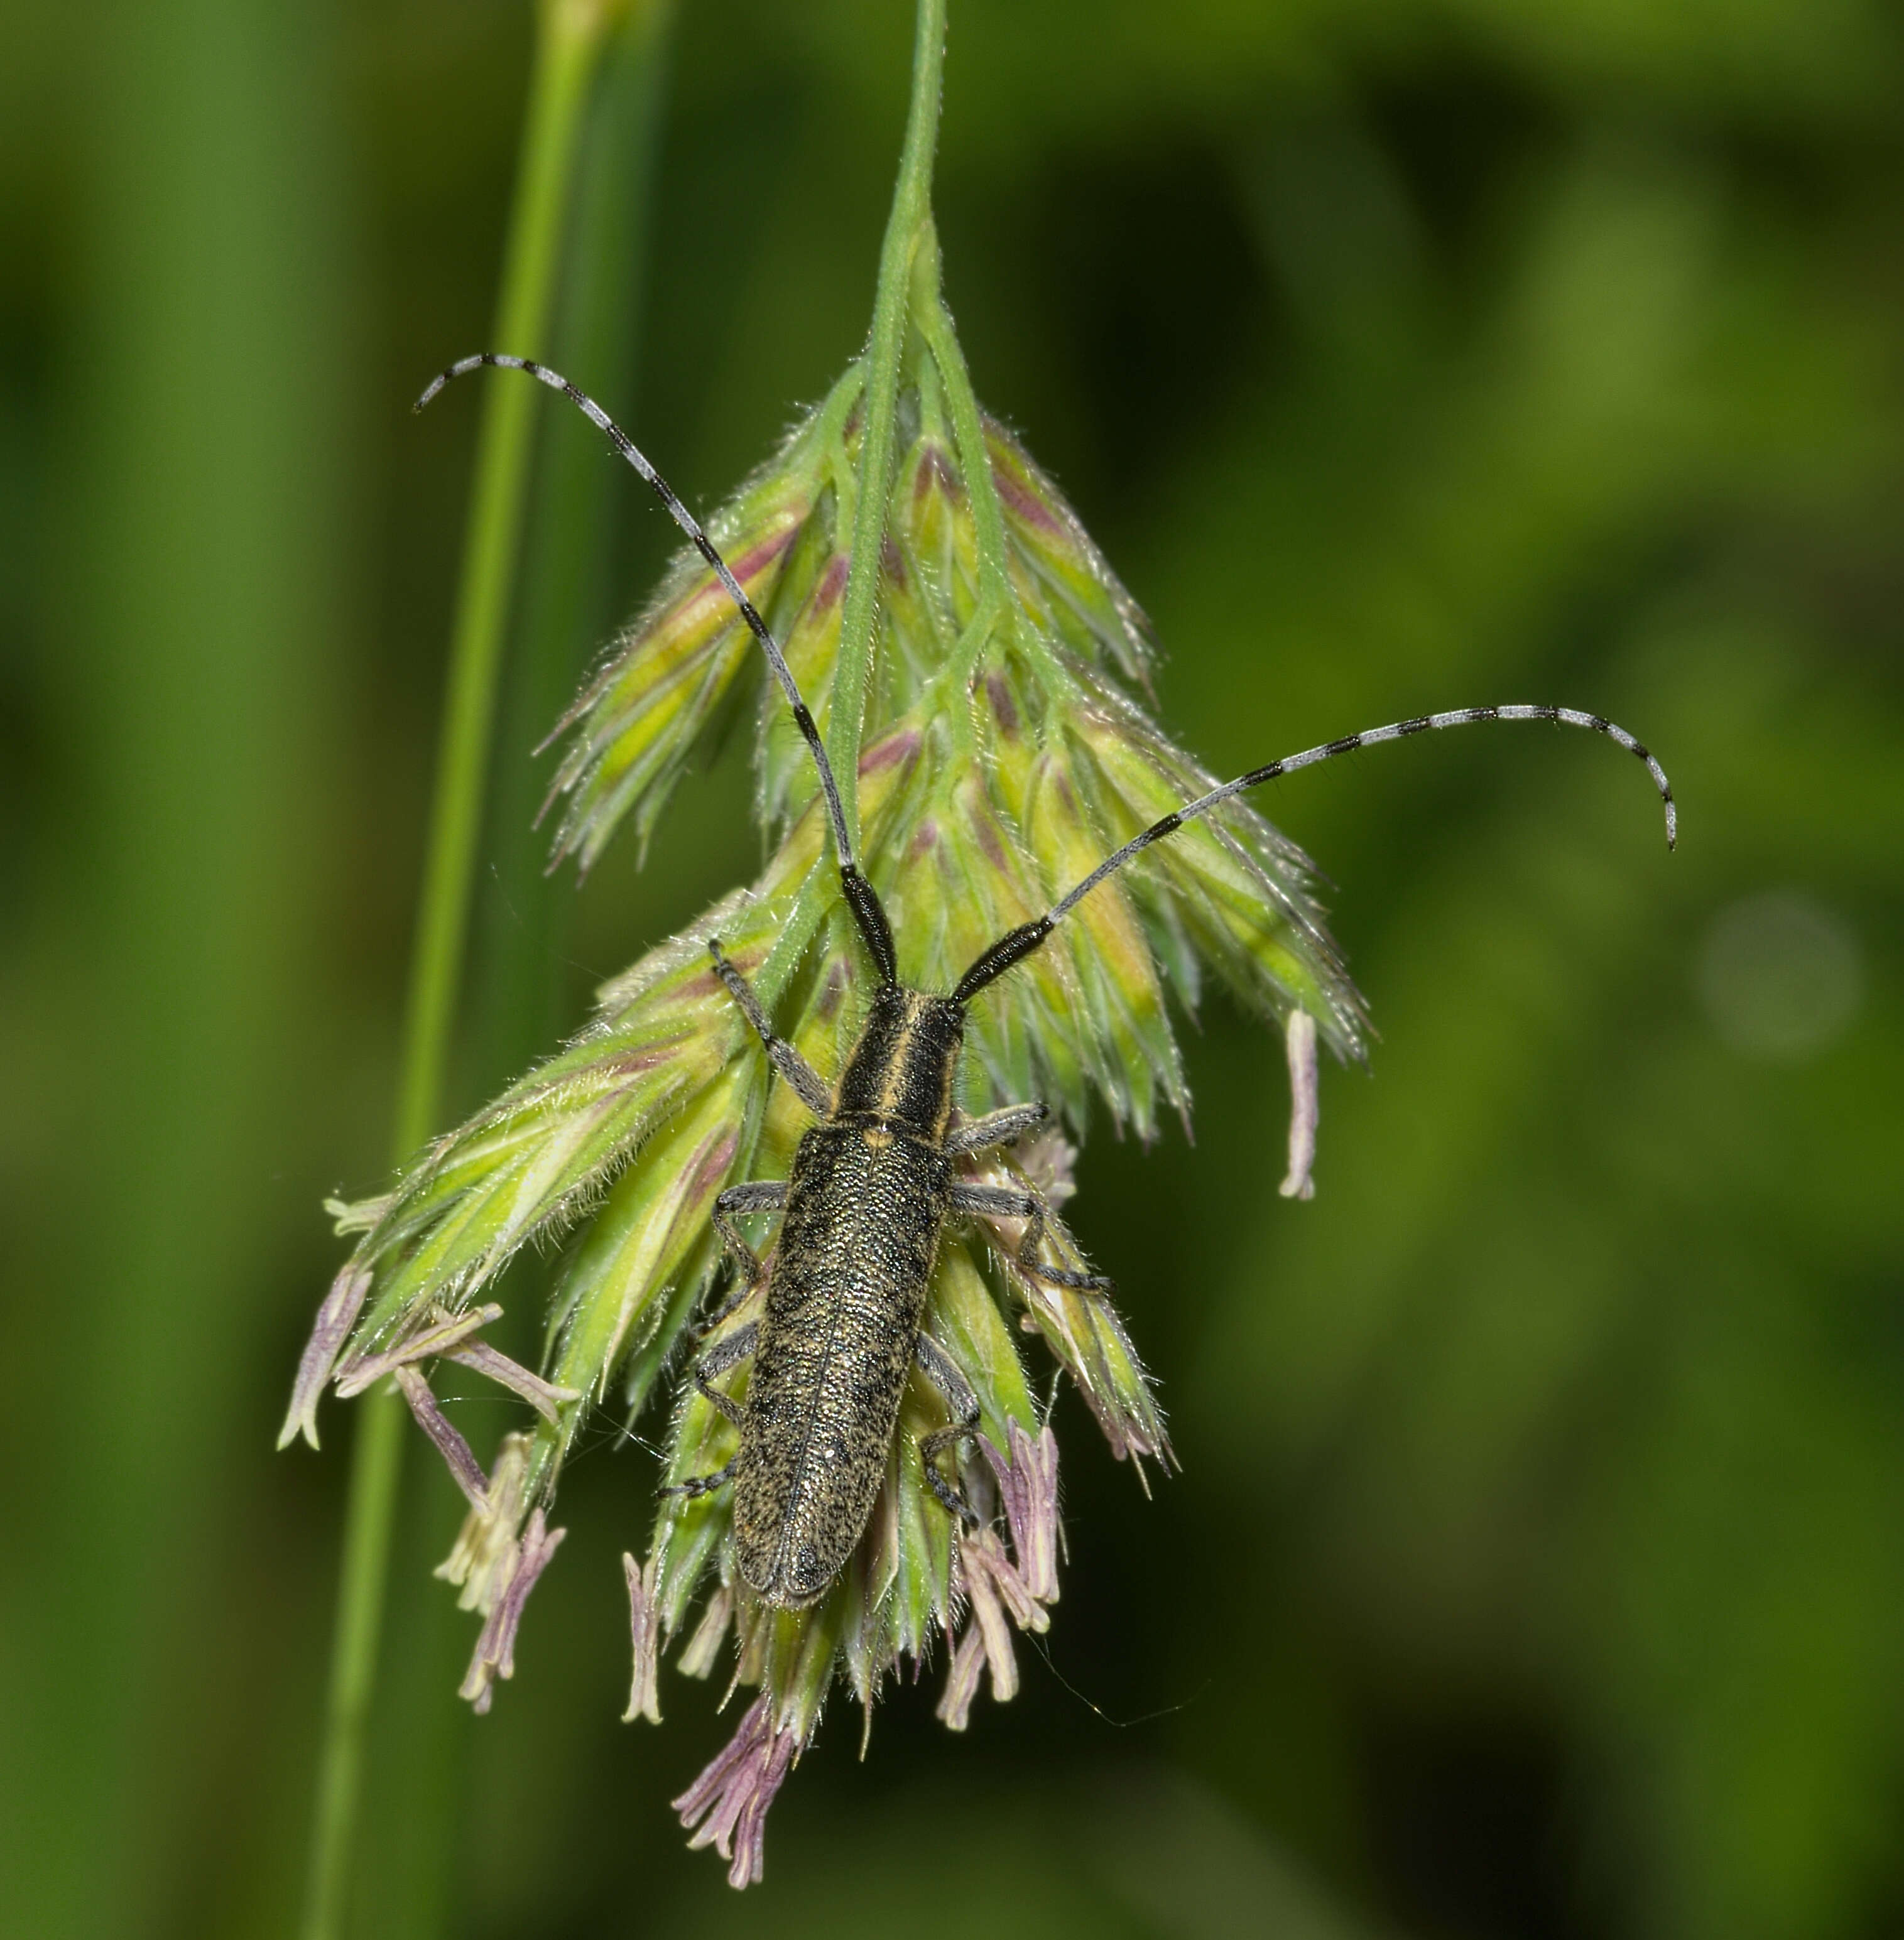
{"left": 729, "top": 987, "right": 963, "bottom": 1605}
{"left": 735, "top": 1120, "right": 951, "bottom": 1603}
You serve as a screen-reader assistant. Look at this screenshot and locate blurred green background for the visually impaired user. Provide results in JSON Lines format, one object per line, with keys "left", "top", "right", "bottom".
{"left": 3, "top": 1, "right": 1901, "bottom": 1935}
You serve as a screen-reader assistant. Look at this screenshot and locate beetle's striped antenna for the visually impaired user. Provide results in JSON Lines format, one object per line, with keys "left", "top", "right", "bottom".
{"left": 414, "top": 352, "right": 899, "bottom": 985}
{"left": 952, "top": 705, "right": 1675, "bottom": 1004}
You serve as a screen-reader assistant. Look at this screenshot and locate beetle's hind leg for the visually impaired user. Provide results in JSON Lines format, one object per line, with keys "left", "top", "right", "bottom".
{"left": 661, "top": 1321, "right": 758, "bottom": 1500}
{"left": 949, "top": 1181, "right": 1114, "bottom": 1296}
{"left": 660, "top": 1458, "right": 736, "bottom": 1502}
{"left": 914, "top": 1331, "right": 982, "bottom": 1527}
{"left": 708, "top": 937, "right": 832, "bottom": 1117}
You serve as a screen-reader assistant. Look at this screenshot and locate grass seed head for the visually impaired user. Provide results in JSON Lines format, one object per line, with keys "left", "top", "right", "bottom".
{"left": 286, "top": 335, "right": 1362, "bottom": 1885}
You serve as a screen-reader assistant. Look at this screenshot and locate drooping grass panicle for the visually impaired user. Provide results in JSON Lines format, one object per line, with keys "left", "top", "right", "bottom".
{"left": 283, "top": 309, "right": 1357, "bottom": 1831}
{"left": 285, "top": 18, "right": 1367, "bottom": 1877}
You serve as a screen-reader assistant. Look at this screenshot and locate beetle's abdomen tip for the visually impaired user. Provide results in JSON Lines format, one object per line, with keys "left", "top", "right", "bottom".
{"left": 736, "top": 1530, "right": 835, "bottom": 1610}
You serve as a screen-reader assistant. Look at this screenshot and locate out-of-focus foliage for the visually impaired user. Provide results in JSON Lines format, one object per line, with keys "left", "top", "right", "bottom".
{"left": 2, "top": 0, "right": 1899, "bottom": 1937}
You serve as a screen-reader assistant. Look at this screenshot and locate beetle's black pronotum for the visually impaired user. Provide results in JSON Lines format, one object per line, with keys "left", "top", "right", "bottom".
{"left": 418, "top": 352, "right": 1676, "bottom": 1610}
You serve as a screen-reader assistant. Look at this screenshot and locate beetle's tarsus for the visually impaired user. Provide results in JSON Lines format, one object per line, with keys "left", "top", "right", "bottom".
{"left": 662, "top": 1458, "right": 737, "bottom": 1501}
{"left": 947, "top": 1179, "right": 1114, "bottom": 1299}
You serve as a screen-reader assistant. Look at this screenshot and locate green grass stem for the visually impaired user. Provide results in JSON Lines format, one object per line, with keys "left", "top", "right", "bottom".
{"left": 477, "top": 2, "right": 675, "bottom": 1091}
{"left": 828, "top": 0, "right": 948, "bottom": 851}
{"left": 298, "top": 5, "right": 629, "bottom": 1934}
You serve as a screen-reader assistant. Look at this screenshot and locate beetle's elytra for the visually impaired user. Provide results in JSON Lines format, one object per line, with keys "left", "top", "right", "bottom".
{"left": 734, "top": 1115, "right": 950, "bottom": 1606}
{"left": 729, "top": 988, "right": 963, "bottom": 1605}
{"left": 419, "top": 351, "right": 1676, "bottom": 1614}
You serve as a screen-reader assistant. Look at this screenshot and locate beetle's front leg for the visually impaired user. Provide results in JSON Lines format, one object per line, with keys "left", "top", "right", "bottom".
{"left": 949, "top": 1181, "right": 1114, "bottom": 1296}
{"left": 708, "top": 937, "right": 832, "bottom": 1117}
{"left": 914, "top": 1330, "right": 982, "bottom": 1527}
{"left": 945, "top": 1100, "right": 1048, "bottom": 1157}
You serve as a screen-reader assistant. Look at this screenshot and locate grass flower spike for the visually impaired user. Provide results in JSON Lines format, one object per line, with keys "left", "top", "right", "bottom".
{"left": 284, "top": 234, "right": 1366, "bottom": 1875}
{"left": 282, "top": 0, "right": 1672, "bottom": 1892}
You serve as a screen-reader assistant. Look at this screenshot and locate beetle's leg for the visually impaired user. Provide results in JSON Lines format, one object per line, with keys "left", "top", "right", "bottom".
{"left": 661, "top": 1322, "right": 759, "bottom": 1500}
{"left": 949, "top": 1181, "right": 1114, "bottom": 1296}
{"left": 708, "top": 937, "right": 832, "bottom": 1117}
{"left": 700, "top": 1179, "right": 786, "bottom": 1329}
{"left": 697, "top": 1282, "right": 751, "bottom": 1335}
{"left": 687, "top": 1318, "right": 758, "bottom": 1424}
{"left": 659, "top": 1457, "right": 736, "bottom": 1502}
{"left": 914, "top": 1330, "right": 982, "bottom": 1527}
{"left": 945, "top": 1100, "right": 1048, "bottom": 1156}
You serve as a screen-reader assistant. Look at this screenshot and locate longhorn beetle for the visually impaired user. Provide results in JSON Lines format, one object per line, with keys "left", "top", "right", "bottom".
{"left": 420, "top": 352, "right": 1677, "bottom": 1611}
